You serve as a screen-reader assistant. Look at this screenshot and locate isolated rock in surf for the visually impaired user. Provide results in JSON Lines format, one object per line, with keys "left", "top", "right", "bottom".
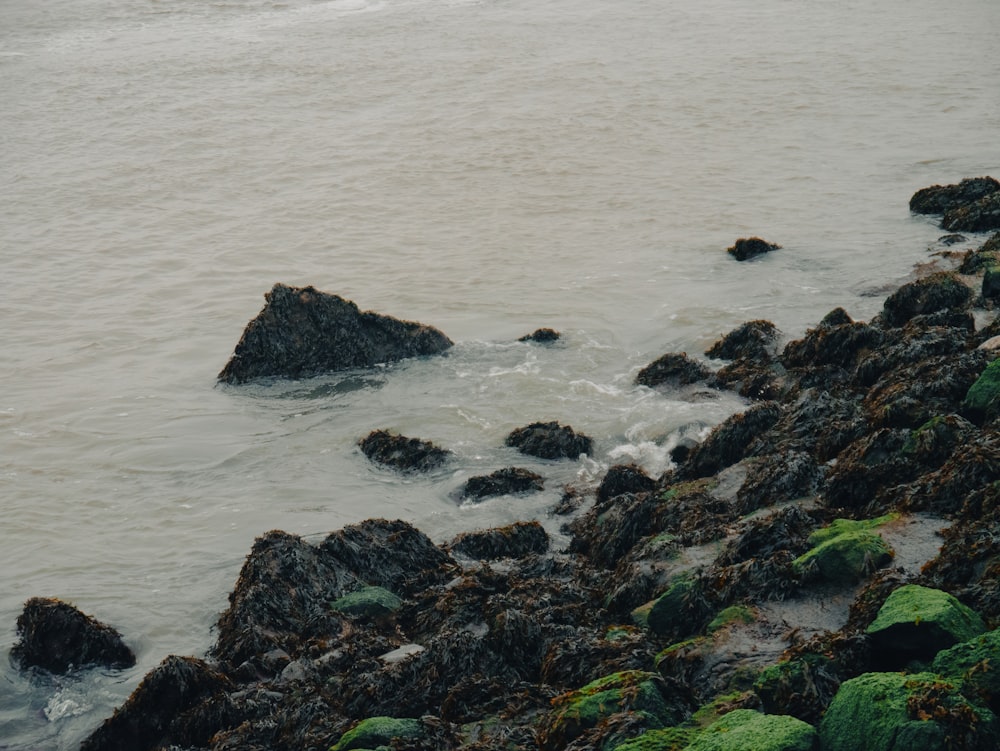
{"left": 218, "top": 284, "right": 453, "bottom": 383}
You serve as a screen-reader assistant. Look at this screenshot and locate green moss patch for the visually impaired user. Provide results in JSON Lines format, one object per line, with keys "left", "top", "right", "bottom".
{"left": 330, "top": 586, "right": 402, "bottom": 619}
{"left": 331, "top": 716, "right": 423, "bottom": 751}
{"left": 866, "top": 584, "right": 987, "bottom": 665}
{"left": 707, "top": 606, "right": 755, "bottom": 634}
{"left": 683, "top": 709, "right": 816, "bottom": 751}
{"left": 962, "top": 356, "right": 1000, "bottom": 421}
{"left": 819, "top": 671, "right": 997, "bottom": 751}
{"left": 792, "top": 519, "right": 894, "bottom": 584}
{"left": 539, "top": 671, "right": 682, "bottom": 751}
{"left": 931, "top": 626, "right": 1000, "bottom": 707}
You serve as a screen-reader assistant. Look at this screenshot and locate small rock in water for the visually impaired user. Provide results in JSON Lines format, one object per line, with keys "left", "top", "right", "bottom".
{"left": 518, "top": 327, "right": 561, "bottom": 343}
{"left": 726, "top": 237, "right": 781, "bottom": 261}
{"left": 358, "top": 429, "right": 451, "bottom": 472}
{"left": 10, "top": 598, "right": 135, "bottom": 674}
{"left": 505, "top": 420, "right": 594, "bottom": 459}
{"left": 460, "top": 466, "right": 545, "bottom": 500}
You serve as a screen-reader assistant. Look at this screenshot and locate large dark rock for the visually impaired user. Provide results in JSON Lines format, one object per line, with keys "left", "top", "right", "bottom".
{"left": 218, "top": 284, "right": 453, "bottom": 384}
{"left": 505, "top": 421, "right": 594, "bottom": 459}
{"left": 211, "top": 530, "right": 355, "bottom": 669}
{"left": 10, "top": 598, "right": 135, "bottom": 674}
{"left": 596, "top": 463, "right": 656, "bottom": 503}
{"left": 460, "top": 467, "right": 545, "bottom": 500}
{"left": 80, "top": 656, "right": 232, "bottom": 751}
{"left": 727, "top": 237, "right": 781, "bottom": 261}
{"left": 909, "top": 176, "right": 1000, "bottom": 215}
{"left": 635, "top": 352, "right": 712, "bottom": 388}
{"left": 358, "top": 429, "right": 451, "bottom": 472}
{"left": 943, "top": 190, "right": 1000, "bottom": 232}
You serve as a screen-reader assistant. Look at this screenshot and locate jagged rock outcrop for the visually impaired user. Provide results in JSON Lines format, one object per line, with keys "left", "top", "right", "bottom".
{"left": 218, "top": 284, "right": 452, "bottom": 384}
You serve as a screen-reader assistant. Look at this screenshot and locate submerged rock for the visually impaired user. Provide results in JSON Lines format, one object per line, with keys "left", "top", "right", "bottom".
{"left": 218, "top": 283, "right": 452, "bottom": 383}
{"left": 358, "top": 429, "right": 451, "bottom": 472}
{"left": 460, "top": 466, "right": 545, "bottom": 500}
{"left": 727, "top": 237, "right": 781, "bottom": 261}
{"left": 505, "top": 420, "right": 594, "bottom": 459}
{"left": 10, "top": 598, "right": 135, "bottom": 674}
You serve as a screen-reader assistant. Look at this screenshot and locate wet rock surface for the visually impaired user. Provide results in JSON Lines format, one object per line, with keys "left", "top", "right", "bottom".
{"left": 505, "top": 420, "right": 594, "bottom": 459}
{"left": 460, "top": 467, "right": 545, "bottom": 500}
{"left": 358, "top": 429, "right": 451, "bottom": 472}
{"left": 10, "top": 598, "right": 135, "bottom": 674}
{"left": 75, "top": 184, "right": 1000, "bottom": 751}
{"left": 218, "top": 284, "right": 453, "bottom": 384}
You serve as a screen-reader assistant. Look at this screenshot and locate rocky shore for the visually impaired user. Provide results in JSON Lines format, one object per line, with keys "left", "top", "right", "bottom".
{"left": 12, "top": 179, "right": 1000, "bottom": 751}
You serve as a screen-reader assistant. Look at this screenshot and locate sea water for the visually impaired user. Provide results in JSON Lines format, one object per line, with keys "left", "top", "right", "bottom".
{"left": 1, "top": 0, "right": 998, "bottom": 746}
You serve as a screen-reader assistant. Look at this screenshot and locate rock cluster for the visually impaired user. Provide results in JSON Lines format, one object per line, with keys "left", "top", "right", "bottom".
{"left": 14, "top": 181, "right": 1000, "bottom": 751}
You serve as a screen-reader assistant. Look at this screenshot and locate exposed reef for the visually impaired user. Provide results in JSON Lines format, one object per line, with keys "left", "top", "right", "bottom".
{"left": 20, "top": 180, "right": 1000, "bottom": 751}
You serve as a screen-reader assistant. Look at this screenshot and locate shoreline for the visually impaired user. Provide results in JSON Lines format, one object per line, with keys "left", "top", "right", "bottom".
{"left": 12, "top": 181, "right": 1000, "bottom": 751}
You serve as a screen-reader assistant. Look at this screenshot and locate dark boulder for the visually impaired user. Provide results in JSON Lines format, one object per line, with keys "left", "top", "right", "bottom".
{"left": 10, "top": 598, "right": 135, "bottom": 674}
{"left": 735, "top": 451, "right": 824, "bottom": 514}
{"left": 319, "top": 518, "right": 458, "bottom": 597}
{"left": 597, "top": 463, "right": 656, "bottom": 503}
{"left": 674, "top": 402, "right": 783, "bottom": 480}
{"left": 358, "top": 429, "right": 451, "bottom": 472}
{"left": 705, "top": 319, "right": 779, "bottom": 362}
{"left": 460, "top": 467, "right": 545, "bottom": 500}
{"left": 80, "top": 656, "right": 232, "bottom": 751}
{"left": 943, "top": 190, "right": 1000, "bottom": 233}
{"left": 781, "top": 319, "right": 883, "bottom": 370}
{"left": 218, "top": 284, "right": 452, "bottom": 384}
{"left": 635, "top": 352, "right": 712, "bottom": 388}
{"left": 909, "top": 176, "right": 1000, "bottom": 215}
{"left": 710, "top": 358, "right": 783, "bottom": 401}
{"left": 505, "top": 421, "right": 594, "bottom": 460}
{"left": 212, "top": 530, "right": 355, "bottom": 669}
{"left": 449, "top": 521, "right": 550, "bottom": 559}
{"left": 519, "top": 328, "right": 561, "bottom": 343}
{"left": 727, "top": 237, "right": 781, "bottom": 261}
{"left": 877, "top": 272, "right": 971, "bottom": 328}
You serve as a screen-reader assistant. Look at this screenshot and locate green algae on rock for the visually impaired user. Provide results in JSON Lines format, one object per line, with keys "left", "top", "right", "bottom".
{"left": 537, "top": 670, "right": 688, "bottom": 751}
{"left": 961, "top": 356, "right": 1000, "bottom": 422}
{"left": 866, "top": 584, "right": 987, "bottom": 666}
{"left": 683, "top": 709, "right": 816, "bottom": 751}
{"left": 330, "top": 586, "right": 402, "bottom": 619}
{"left": 330, "top": 716, "right": 424, "bottom": 751}
{"left": 819, "top": 671, "right": 998, "bottom": 751}
{"left": 792, "top": 517, "right": 895, "bottom": 584}
{"left": 931, "top": 627, "right": 1000, "bottom": 708}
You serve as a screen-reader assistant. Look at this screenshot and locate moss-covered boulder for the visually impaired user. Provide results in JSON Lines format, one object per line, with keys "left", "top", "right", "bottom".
{"left": 866, "top": 585, "right": 987, "bottom": 667}
{"left": 961, "top": 357, "right": 1000, "bottom": 423}
{"left": 683, "top": 709, "right": 817, "bottom": 751}
{"left": 818, "top": 671, "right": 997, "bottom": 751}
{"left": 647, "top": 574, "right": 703, "bottom": 640}
{"left": 792, "top": 518, "right": 894, "bottom": 584}
{"left": 537, "top": 670, "right": 689, "bottom": 751}
{"left": 931, "top": 627, "right": 1000, "bottom": 710}
{"left": 611, "top": 726, "right": 694, "bottom": 750}
{"left": 330, "top": 716, "right": 424, "bottom": 751}
{"left": 330, "top": 586, "right": 402, "bottom": 620}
